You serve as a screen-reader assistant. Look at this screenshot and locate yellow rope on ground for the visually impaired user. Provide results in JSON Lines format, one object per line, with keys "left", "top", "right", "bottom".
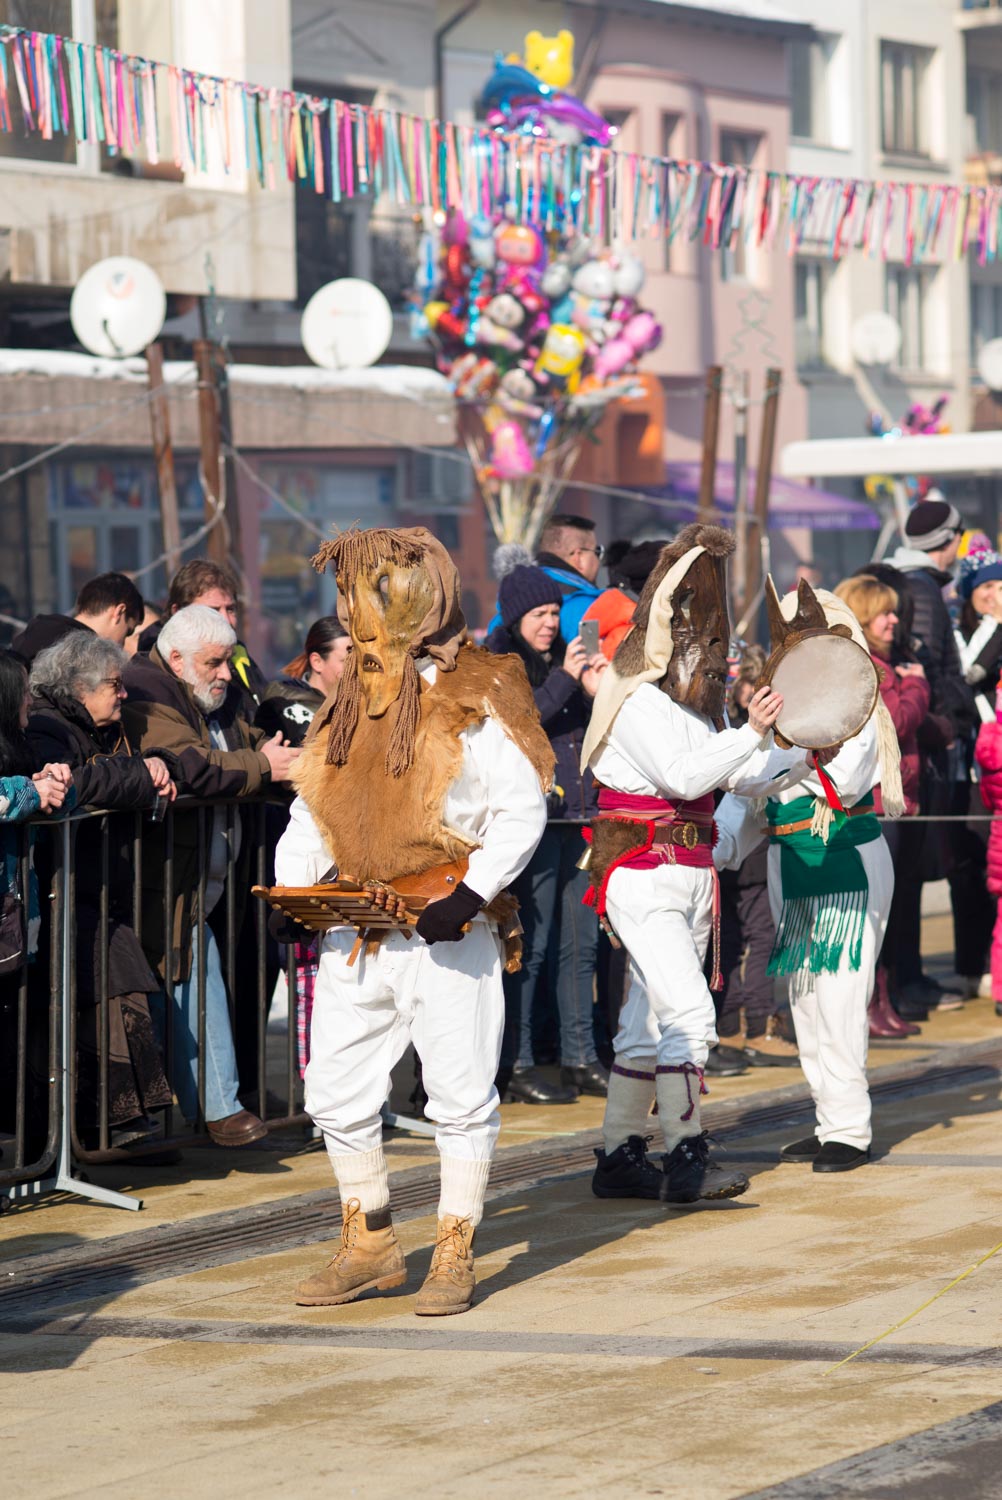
{"left": 823, "top": 1237, "right": 1002, "bottom": 1374}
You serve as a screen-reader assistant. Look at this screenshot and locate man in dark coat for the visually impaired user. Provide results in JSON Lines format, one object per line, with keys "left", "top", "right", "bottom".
{"left": 13, "top": 572, "right": 144, "bottom": 665}
{"left": 122, "top": 604, "right": 299, "bottom": 1146}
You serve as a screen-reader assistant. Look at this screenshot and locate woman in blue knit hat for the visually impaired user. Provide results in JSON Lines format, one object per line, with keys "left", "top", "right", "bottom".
{"left": 956, "top": 549, "right": 1002, "bottom": 725}
{"left": 487, "top": 565, "right": 607, "bottom": 1105}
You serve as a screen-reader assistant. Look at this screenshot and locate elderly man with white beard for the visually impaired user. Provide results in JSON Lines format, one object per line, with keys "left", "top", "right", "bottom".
{"left": 123, "top": 604, "right": 300, "bottom": 1146}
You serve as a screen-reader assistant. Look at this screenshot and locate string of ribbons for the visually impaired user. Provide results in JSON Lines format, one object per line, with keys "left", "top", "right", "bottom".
{"left": 2, "top": 22, "right": 1000, "bottom": 266}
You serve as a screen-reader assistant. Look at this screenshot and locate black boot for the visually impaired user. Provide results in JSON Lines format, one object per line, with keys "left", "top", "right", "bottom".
{"left": 662, "top": 1133, "right": 750, "bottom": 1203}
{"left": 813, "top": 1140, "right": 871, "bottom": 1173}
{"left": 704, "top": 1044, "right": 748, "bottom": 1077}
{"left": 504, "top": 1066, "right": 577, "bottom": 1105}
{"left": 592, "top": 1134, "right": 667, "bottom": 1199}
{"left": 561, "top": 1062, "right": 610, "bottom": 1096}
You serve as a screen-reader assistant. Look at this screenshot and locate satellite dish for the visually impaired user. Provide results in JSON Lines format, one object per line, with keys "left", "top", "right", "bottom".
{"left": 850, "top": 312, "right": 902, "bottom": 367}
{"left": 300, "top": 278, "right": 393, "bottom": 370}
{"left": 977, "top": 337, "right": 1002, "bottom": 392}
{"left": 70, "top": 256, "right": 166, "bottom": 358}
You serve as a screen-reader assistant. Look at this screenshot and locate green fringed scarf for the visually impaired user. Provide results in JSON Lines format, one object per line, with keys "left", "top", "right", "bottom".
{"left": 766, "top": 794, "right": 881, "bottom": 977}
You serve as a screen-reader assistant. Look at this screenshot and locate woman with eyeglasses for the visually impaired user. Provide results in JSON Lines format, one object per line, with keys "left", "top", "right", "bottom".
{"left": 27, "top": 632, "right": 176, "bottom": 1153}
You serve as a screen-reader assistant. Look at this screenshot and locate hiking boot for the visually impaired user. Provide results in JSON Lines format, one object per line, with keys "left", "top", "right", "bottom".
{"left": 592, "top": 1134, "right": 668, "bottom": 1199}
{"left": 662, "top": 1133, "right": 749, "bottom": 1203}
{"left": 704, "top": 1044, "right": 748, "bottom": 1077}
{"left": 414, "top": 1215, "right": 476, "bottom": 1316}
{"left": 743, "top": 1016, "right": 800, "bottom": 1067}
{"left": 294, "top": 1199, "right": 406, "bottom": 1306}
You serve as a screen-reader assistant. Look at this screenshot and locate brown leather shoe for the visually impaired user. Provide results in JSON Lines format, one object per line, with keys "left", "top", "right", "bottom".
{"left": 295, "top": 1199, "right": 406, "bottom": 1306}
{"left": 205, "top": 1108, "right": 268, "bottom": 1147}
{"left": 414, "top": 1214, "right": 476, "bottom": 1316}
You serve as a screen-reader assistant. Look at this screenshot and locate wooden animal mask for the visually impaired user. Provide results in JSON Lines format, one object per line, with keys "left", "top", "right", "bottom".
{"left": 661, "top": 549, "right": 731, "bottom": 720}
{"left": 346, "top": 555, "right": 438, "bottom": 719}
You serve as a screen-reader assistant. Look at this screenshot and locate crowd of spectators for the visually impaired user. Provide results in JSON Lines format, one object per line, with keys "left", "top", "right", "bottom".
{"left": 3, "top": 498, "right": 1002, "bottom": 1172}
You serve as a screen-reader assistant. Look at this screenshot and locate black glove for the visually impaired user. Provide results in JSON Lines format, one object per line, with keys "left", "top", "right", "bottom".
{"left": 268, "top": 907, "right": 311, "bottom": 946}
{"left": 415, "top": 882, "right": 484, "bottom": 945}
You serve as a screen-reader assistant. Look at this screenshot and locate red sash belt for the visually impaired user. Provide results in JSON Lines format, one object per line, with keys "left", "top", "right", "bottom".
{"left": 582, "top": 790, "right": 722, "bottom": 990}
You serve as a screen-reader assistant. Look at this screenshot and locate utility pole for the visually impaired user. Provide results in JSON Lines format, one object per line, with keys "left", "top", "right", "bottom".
{"left": 193, "top": 338, "right": 229, "bottom": 567}
{"left": 744, "top": 367, "right": 782, "bottom": 640}
{"left": 697, "top": 365, "right": 723, "bottom": 523}
{"left": 146, "top": 343, "right": 182, "bottom": 578}
{"left": 731, "top": 369, "right": 750, "bottom": 628}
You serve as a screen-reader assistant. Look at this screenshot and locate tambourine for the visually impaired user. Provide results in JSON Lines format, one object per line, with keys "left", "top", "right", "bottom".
{"left": 759, "top": 578, "right": 878, "bottom": 751}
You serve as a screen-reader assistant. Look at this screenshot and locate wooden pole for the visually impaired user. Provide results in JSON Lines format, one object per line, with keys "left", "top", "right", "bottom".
{"left": 193, "top": 338, "right": 229, "bottom": 566}
{"left": 745, "top": 366, "right": 782, "bottom": 640}
{"left": 146, "top": 343, "right": 182, "bottom": 580}
{"left": 697, "top": 365, "right": 723, "bottom": 523}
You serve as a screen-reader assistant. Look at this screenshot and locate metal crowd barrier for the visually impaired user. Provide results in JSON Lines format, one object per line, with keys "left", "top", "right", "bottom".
{"left": 0, "top": 795, "right": 308, "bottom": 1213}
{"left": 3, "top": 798, "right": 1002, "bottom": 1213}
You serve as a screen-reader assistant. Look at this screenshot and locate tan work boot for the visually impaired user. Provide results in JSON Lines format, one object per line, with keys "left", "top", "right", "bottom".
{"left": 744, "top": 1015, "right": 800, "bottom": 1067}
{"left": 414, "top": 1215, "right": 476, "bottom": 1316}
{"left": 294, "top": 1198, "right": 406, "bottom": 1306}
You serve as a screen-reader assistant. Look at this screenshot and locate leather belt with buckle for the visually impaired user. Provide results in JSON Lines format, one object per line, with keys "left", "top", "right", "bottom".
{"left": 651, "top": 821, "right": 712, "bottom": 850}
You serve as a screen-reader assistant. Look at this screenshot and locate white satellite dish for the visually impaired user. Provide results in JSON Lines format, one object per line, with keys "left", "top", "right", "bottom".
{"left": 70, "top": 256, "right": 166, "bottom": 358}
{"left": 850, "top": 312, "right": 902, "bottom": 367}
{"left": 300, "top": 278, "right": 393, "bottom": 370}
{"left": 977, "top": 337, "right": 1002, "bottom": 392}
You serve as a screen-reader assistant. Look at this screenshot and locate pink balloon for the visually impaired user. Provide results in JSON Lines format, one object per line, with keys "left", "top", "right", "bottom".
{"left": 593, "top": 336, "right": 633, "bottom": 381}
{"left": 491, "top": 420, "right": 534, "bottom": 478}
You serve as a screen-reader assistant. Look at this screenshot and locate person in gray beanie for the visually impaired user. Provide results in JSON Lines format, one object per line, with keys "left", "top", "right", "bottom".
{"left": 890, "top": 497, "right": 979, "bottom": 1017}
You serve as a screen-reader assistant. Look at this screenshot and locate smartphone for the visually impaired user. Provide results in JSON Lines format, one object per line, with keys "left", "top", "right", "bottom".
{"left": 580, "top": 618, "right": 600, "bottom": 657}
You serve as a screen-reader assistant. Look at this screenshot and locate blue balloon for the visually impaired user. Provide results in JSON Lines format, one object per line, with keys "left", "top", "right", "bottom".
{"left": 535, "top": 409, "right": 558, "bottom": 458}
{"left": 480, "top": 59, "right": 550, "bottom": 112}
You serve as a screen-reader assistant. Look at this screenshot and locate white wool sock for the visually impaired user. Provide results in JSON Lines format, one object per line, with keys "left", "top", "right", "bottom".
{"left": 438, "top": 1154, "right": 492, "bottom": 1226}
{"left": 328, "top": 1144, "right": 390, "bottom": 1213}
{"left": 655, "top": 1067, "right": 704, "bottom": 1153}
{"left": 602, "top": 1056, "right": 657, "bottom": 1154}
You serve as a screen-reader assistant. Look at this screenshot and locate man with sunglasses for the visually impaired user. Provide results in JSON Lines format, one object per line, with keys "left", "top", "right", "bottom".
{"left": 536, "top": 513, "right": 606, "bottom": 640}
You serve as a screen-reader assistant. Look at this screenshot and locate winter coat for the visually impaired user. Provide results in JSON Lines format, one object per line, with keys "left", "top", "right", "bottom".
{"left": 580, "top": 588, "right": 637, "bottom": 662}
{"left": 25, "top": 692, "right": 161, "bottom": 1001}
{"left": 889, "top": 547, "right": 976, "bottom": 740}
{"left": 975, "top": 719, "right": 1002, "bottom": 896}
{"left": 957, "top": 616, "right": 1002, "bottom": 722}
{"left": 485, "top": 624, "right": 597, "bottom": 820}
{"left": 255, "top": 675, "right": 325, "bottom": 747}
{"left": 0, "top": 776, "right": 42, "bottom": 964}
{"left": 535, "top": 552, "right": 604, "bottom": 641}
{"left": 871, "top": 655, "right": 930, "bottom": 817}
{"left": 121, "top": 646, "right": 274, "bottom": 983}
{"left": 11, "top": 614, "right": 92, "bottom": 666}
{"left": 135, "top": 618, "right": 267, "bottom": 720}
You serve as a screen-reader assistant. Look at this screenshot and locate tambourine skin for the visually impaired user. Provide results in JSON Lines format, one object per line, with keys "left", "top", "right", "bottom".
{"left": 760, "top": 632, "right": 878, "bottom": 751}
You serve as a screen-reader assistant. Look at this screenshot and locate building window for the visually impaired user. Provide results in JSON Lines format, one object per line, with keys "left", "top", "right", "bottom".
{"left": 0, "top": 0, "right": 76, "bottom": 164}
{"left": 790, "top": 36, "right": 834, "bottom": 144}
{"left": 880, "top": 42, "right": 932, "bottom": 157}
{"left": 970, "top": 281, "right": 1002, "bottom": 365}
{"left": 719, "top": 131, "right": 759, "bottom": 283}
{"left": 794, "top": 260, "right": 829, "bottom": 368}
{"left": 885, "top": 265, "right": 931, "bottom": 369}
{"left": 968, "top": 70, "right": 1002, "bottom": 155}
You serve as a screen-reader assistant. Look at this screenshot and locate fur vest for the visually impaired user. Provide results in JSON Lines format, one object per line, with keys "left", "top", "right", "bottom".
{"left": 294, "top": 644, "right": 553, "bottom": 883}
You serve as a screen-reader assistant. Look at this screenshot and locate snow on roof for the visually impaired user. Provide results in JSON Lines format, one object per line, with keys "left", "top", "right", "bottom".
{"left": 645, "top": 0, "right": 807, "bottom": 28}
{"left": 0, "top": 349, "right": 452, "bottom": 402}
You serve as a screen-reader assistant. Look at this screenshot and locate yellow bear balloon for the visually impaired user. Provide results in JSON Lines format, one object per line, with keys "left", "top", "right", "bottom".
{"left": 524, "top": 29, "right": 575, "bottom": 91}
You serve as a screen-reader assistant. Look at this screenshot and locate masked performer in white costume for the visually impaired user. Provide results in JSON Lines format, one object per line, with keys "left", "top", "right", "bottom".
{"left": 715, "top": 587, "right": 903, "bottom": 1172}
{"left": 580, "top": 526, "right": 810, "bottom": 1204}
{"left": 275, "top": 528, "right": 550, "bottom": 1314}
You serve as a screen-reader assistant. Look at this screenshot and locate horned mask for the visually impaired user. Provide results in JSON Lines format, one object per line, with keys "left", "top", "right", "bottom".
{"left": 310, "top": 526, "right": 467, "bottom": 776}
{"left": 581, "top": 524, "right": 735, "bottom": 770}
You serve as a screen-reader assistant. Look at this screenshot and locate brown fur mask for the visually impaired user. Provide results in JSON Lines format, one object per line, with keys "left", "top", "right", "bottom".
{"left": 614, "top": 523, "right": 734, "bottom": 720}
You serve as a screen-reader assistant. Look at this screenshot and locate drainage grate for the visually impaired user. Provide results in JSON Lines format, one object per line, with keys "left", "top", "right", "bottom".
{"left": 1, "top": 1040, "right": 998, "bottom": 1322}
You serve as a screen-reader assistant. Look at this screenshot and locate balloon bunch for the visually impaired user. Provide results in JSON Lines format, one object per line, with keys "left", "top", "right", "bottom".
{"left": 864, "top": 394, "right": 951, "bottom": 507}
{"left": 480, "top": 29, "right": 613, "bottom": 147}
{"left": 419, "top": 210, "right": 661, "bottom": 489}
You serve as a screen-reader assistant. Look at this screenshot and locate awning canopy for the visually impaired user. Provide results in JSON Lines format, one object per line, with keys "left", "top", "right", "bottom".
{"left": 644, "top": 460, "right": 881, "bottom": 530}
{"left": 781, "top": 430, "right": 1002, "bottom": 480}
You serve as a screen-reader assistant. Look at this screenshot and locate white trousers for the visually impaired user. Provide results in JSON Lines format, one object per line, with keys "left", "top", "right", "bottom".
{"left": 767, "top": 836, "right": 894, "bottom": 1150}
{"left": 606, "top": 862, "right": 718, "bottom": 1067}
{"left": 304, "top": 923, "right": 504, "bottom": 1162}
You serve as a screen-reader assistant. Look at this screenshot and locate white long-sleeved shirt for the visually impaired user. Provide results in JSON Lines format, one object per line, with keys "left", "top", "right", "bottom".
{"left": 275, "top": 702, "right": 547, "bottom": 908}
{"left": 588, "top": 683, "right": 809, "bottom": 803}
{"left": 714, "top": 716, "right": 881, "bottom": 871}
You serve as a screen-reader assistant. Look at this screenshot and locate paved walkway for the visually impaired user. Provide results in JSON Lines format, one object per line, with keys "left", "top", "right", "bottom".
{"left": 3, "top": 924, "right": 1002, "bottom": 1498}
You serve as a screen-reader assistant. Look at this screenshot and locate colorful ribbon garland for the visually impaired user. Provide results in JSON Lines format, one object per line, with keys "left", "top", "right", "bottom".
{"left": 1, "top": 22, "right": 1000, "bottom": 265}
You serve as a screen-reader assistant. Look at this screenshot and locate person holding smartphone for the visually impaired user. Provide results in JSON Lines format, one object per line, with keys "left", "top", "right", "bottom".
{"left": 487, "top": 564, "right": 608, "bottom": 1105}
